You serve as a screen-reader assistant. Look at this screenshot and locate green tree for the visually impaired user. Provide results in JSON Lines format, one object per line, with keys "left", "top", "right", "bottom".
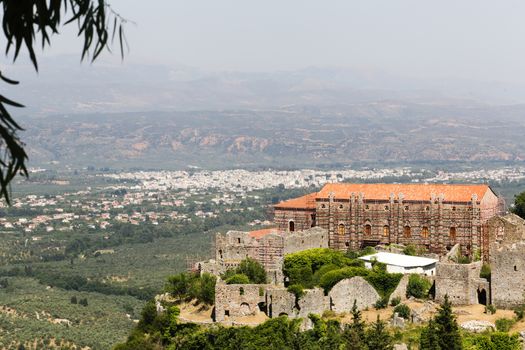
{"left": 166, "top": 273, "right": 193, "bottom": 301}
{"left": 365, "top": 315, "right": 393, "bottom": 350}
{"left": 406, "top": 274, "right": 431, "bottom": 299}
{"left": 512, "top": 191, "right": 525, "bottom": 219}
{"left": 0, "top": 1, "right": 127, "bottom": 202}
{"left": 236, "top": 257, "right": 267, "bottom": 284}
{"left": 225, "top": 273, "right": 250, "bottom": 284}
{"left": 420, "top": 319, "right": 441, "bottom": 350}
{"left": 434, "top": 295, "right": 462, "bottom": 350}
{"left": 343, "top": 300, "right": 367, "bottom": 350}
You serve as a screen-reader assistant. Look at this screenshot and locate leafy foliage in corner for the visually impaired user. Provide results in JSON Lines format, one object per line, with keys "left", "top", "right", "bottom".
{"left": 0, "top": 0, "right": 127, "bottom": 203}
{"left": 512, "top": 191, "right": 525, "bottom": 220}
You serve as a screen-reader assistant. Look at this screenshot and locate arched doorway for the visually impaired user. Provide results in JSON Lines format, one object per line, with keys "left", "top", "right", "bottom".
{"left": 240, "top": 302, "right": 251, "bottom": 316}
{"left": 477, "top": 288, "right": 487, "bottom": 305}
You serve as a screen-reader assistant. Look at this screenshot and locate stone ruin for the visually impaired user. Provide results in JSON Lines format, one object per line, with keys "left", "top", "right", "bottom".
{"left": 434, "top": 261, "right": 489, "bottom": 306}
{"left": 194, "top": 213, "right": 525, "bottom": 328}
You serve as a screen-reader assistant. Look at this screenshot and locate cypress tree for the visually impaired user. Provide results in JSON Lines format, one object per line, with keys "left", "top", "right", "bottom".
{"left": 343, "top": 300, "right": 367, "bottom": 350}
{"left": 366, "top": 315, "right": 393, "bottom": 350}
{"left": 420, "top": 319, "right": 441, "bottom": 350}
{"left": 434, "top": 295, "right": 462, "bottom": 350}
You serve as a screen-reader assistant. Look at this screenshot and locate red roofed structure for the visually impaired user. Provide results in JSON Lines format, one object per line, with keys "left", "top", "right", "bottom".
{"left": 273, "top": 182, "right": 504, "bottom": 256}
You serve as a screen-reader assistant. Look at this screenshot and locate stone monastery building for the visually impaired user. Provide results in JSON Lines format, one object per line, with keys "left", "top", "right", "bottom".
{"left": 274, "top": 183, "right": 504, "bottom": 257}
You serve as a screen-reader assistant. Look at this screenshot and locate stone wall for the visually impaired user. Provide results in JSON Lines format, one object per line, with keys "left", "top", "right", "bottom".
{"left": 317, "top": 194, "right": 487, "bottom": 256}
{"left": 328, "top": 277, "right": 380, "bottom": 312}
{"left": 214, "top": 281, "right": 267, "bottom": 322}
{"left": 283, "top": 227, "right": 329, "bottom": 255}
{"left": 491, "top": 241, "right": 525, "bottom": 308}
{"left": 388, "top": 274, "right": 410, "bottom": 304}
{"left": 213, "top": 227, "right": 328, "bottom": 285}
{"left": 274, "top": 208, "right": 315, "bottom": 232}
{"left": 435, "top": 261, "right": 489, "bottom": 306}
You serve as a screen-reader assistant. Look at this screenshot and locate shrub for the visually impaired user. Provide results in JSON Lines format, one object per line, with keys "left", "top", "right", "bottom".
{"left": 286, "top": 284, "right": 305, "bottom": 300}
{"left": 480, "top": 263, "right": 491, "bottom": 281}
{"left": 374, "top": 296, "right": 388, "bottom": 309}
{"left": 406, "top": 274, "right": 431, "bottom": 299}
{"left": 393, "top": 304, "right": 411, "bottom": 320}
{"left": 403, "top": 244, "right": 417, "bottom": 256}
{"left": 514, "top": 305, "right": 525, "bottom": 320}
{"left": 485, "top": 304, "right": 497, "bottom": 315}
{"left": 225, "top": 273, "right": 250, "bottom": 285}
{"left": 495, "top": 318, "right": 515, "bottom": 332}
{"left": 287, "top": 284, "right": 305, "bottom": 310}
{"left": 237, "top": 258, "right": 267, "bottom": 284}
{"left": 390, "top": 297, "right": 401, "bottom": 307}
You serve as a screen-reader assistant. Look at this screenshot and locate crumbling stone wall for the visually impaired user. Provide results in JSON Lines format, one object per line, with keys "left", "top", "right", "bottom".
{"left": 283, "top": 227, "right": 329, "bottom": 254}
{"left": 212, "top": 227, "right": 328, "bottom": 285}
{"left": 435, "top": 261, "right": 489, "bottom": 305}
{"left": 214, "top": 280, "right": 267, "bottom": 322}
{"left": 486, "top": 214, "right": 525, "bottom": 261}
{"left": 215, "top": 231, "right": 261, "bottom": 267}
{"left": 388, "top": 274, "right": 410, "bottom": 304}
{"left": 491, "top": 241, "right": 525, "bottom": 308}
{"left": 328, "top": 277, "right": 380, "bottom": 312}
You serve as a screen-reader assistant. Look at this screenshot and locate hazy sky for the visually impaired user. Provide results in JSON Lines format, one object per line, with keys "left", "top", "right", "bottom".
{"left": 23, "top": 0, "right": 525, "bottom": 84}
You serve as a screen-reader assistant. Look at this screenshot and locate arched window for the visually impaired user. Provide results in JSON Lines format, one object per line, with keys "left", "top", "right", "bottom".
{"left": 449, "top": 227, "right": 456, "bottom": 241}
{"left": 383, "top": 225, "right": 389, "bottom": 236}
{"left": 422, "top": 227, "right": 429, "bottom": 238}
{"left": 365, "top": 224, "right": 372, "bottom": 236}
{"left": 289, "top": 221, "right": 295, "bottom": 232}
{"left": 338, "top": 224, "right": 345, "bottom": 235}
{"left": 404, "top": 226, "right": 411, "bottom": 238}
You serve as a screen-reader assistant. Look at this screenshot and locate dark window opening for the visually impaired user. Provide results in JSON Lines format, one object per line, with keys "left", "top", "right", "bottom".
{"left": 225, "top": 310, "right": 230, "bottom": 317}
{"left": 289, "top": 221, "right": 295, "bottom": 232}
{"left": 219, "top": 249, "right": 223, "bottom": 259}
{"left": 514, "top": 265, "right": 518, "bottom": 271}
{"left": 237, "top": 238, "right": 241, "bottom": 244}
{"left": 345, "top": 242, "right": 349, "bottom": 247}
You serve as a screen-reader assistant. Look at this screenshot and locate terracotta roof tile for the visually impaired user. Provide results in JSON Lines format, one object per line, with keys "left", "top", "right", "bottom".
{"left": 273, "top": 192, "right": 317, "bottom": 209}
{"left": 248, "top": 227, "right": 280, "bottom": 239}
{"left": 317, "top": 183, "right": 491, "bottom": 202}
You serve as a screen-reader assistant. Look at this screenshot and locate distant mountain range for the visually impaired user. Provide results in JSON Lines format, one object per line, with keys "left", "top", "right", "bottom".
{"left": 17, "top": 102, "right": 525, "bottom": 170}
{"left": 3, "top": 56, "right": 525, "bottom": 169}
{"left": 5, "top": 55, "right": 525, "bottom": 116}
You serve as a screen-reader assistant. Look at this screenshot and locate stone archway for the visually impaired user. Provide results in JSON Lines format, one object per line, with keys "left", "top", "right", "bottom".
{"left": 477, "top": 288, "right": 487, "bottom": 305}
{"left": 240, "top": 302, "right": 251, "bottom": 316}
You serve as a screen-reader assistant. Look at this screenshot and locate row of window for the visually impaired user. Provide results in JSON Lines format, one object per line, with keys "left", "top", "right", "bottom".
{"left": 321, "top": 203, "right": 467, "bottom": 212}
{"left": 337, "top": 224, "right": 457, "bottom": 239}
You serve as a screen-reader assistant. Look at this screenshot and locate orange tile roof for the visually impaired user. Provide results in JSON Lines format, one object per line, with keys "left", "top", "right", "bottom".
{"left": 273, "top": 192, "right": 317, "bottom": 209}
{"left": 248, "top": 227, "right": 280, "bottom": 239}
{"left": 317, "top": 183, "right": 491, "bottom": 202}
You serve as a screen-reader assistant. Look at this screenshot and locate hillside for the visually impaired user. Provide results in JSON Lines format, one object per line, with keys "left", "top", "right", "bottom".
{"left": 18, "top": 102, "right": 525, "bottom": 169}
